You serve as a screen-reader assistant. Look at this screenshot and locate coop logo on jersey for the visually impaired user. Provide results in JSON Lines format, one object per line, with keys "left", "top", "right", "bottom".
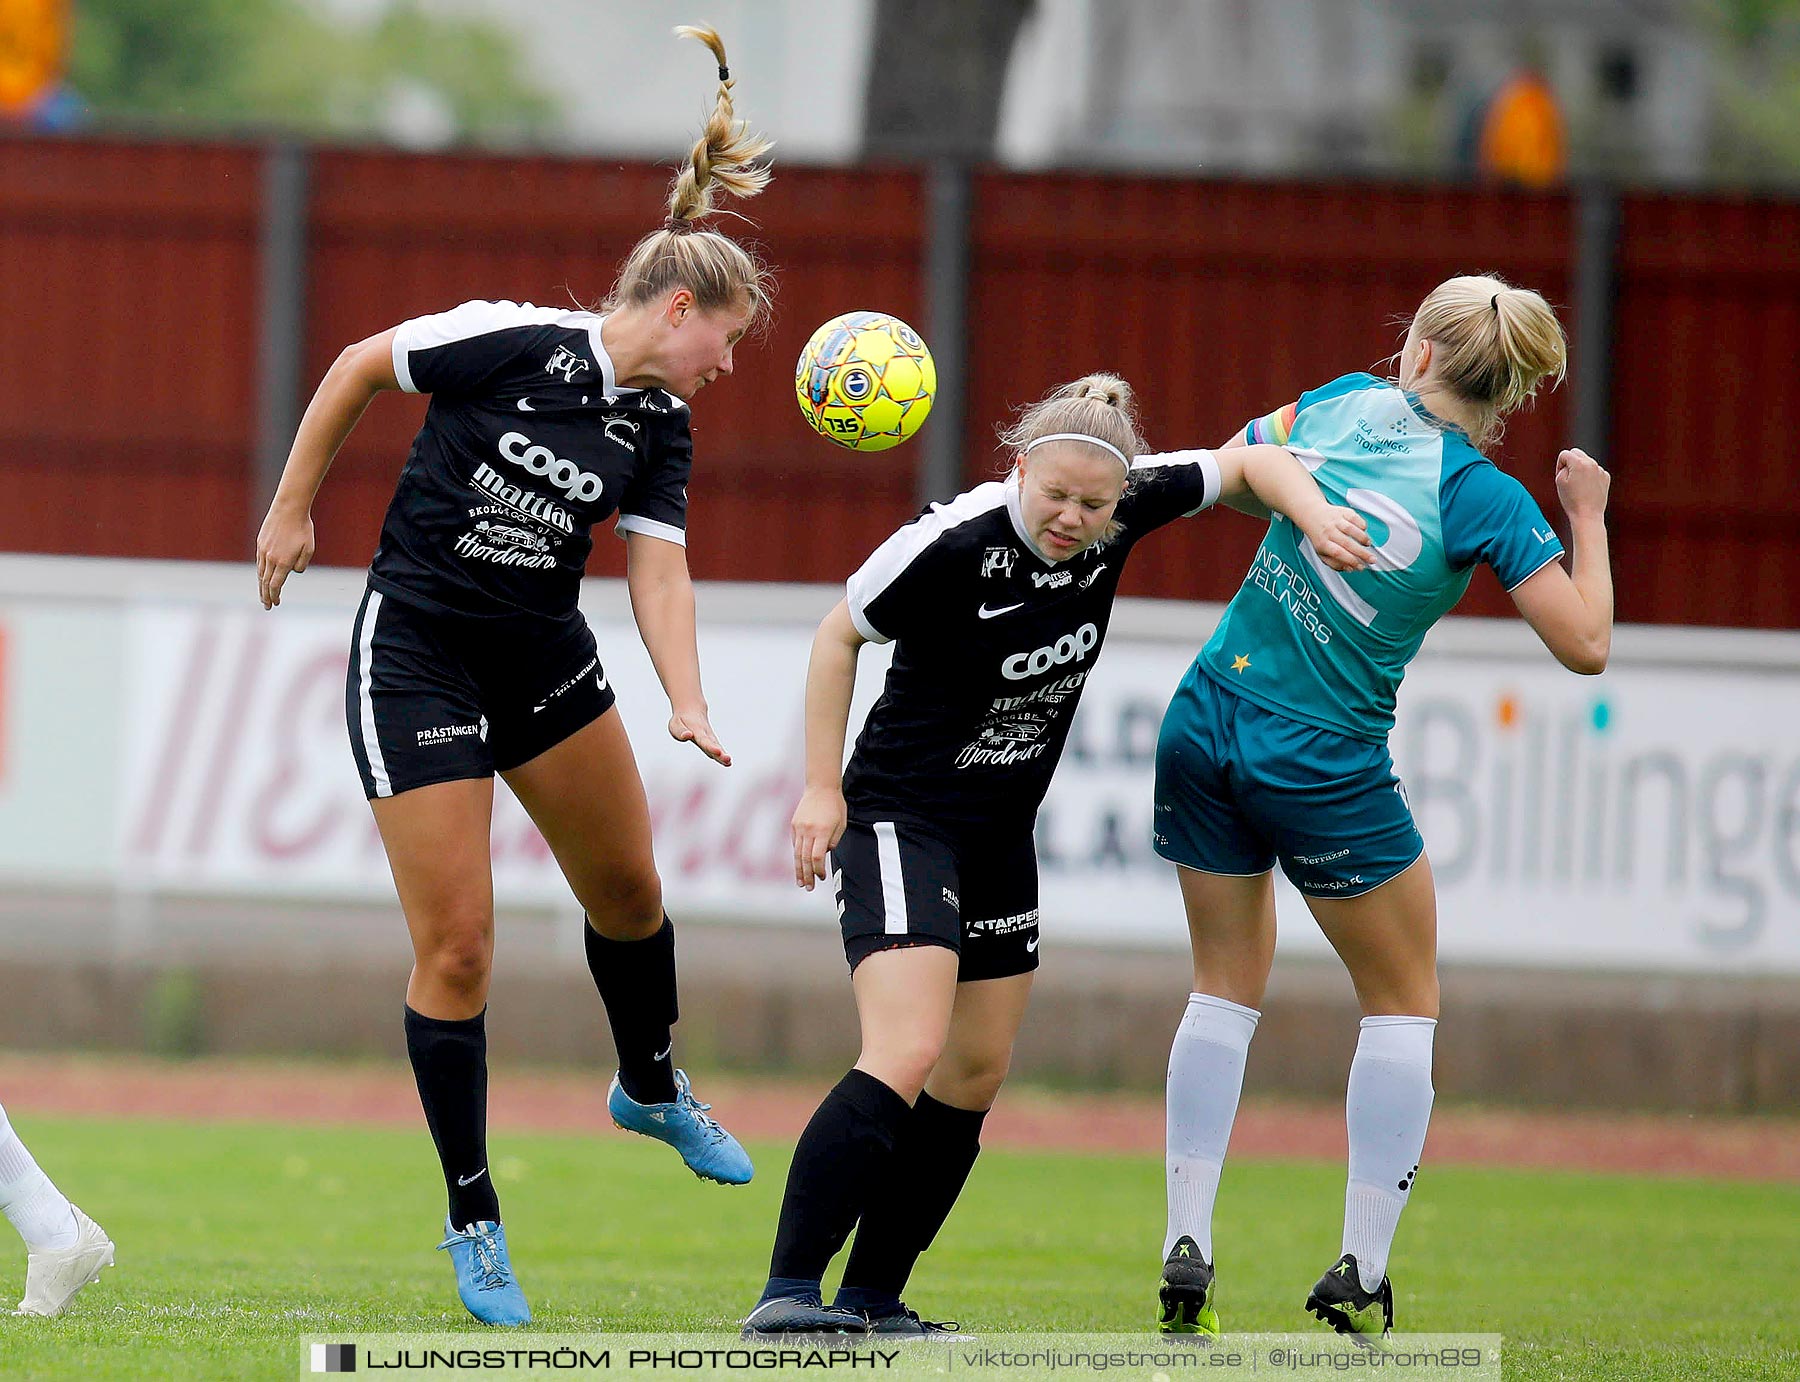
{"left": 544, "top": 345, "right": 591, "bottom": 381}
{"left": 981, "top": 547, "right": 1017, "bottom": 578}
{"left": 1002, "top": 623, "right": 1099, "bottom": 680}
{"left": 497, "top": 431, "right": 605, "bottom": 504}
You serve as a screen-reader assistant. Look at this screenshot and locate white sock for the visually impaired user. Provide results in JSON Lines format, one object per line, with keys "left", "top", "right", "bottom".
{"left": 0, "top": 1102, "right": 78, "bottom": 1252}
{"left": 1342, "top": 1016, "right": 1436, "bottom": 1292}
{"left": 1164, "top": 992, "right": 1260, "bottom": 1261}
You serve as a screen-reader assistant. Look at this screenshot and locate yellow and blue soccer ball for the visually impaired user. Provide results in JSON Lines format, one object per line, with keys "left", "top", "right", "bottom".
{"left": 795, "top": 311, "right": 936, "bottom": 451}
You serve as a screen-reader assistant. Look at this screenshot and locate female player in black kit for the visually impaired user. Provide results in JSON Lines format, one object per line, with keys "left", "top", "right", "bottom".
{"left": 741, "top": 375, "right": 1374, "bottom": 1337}
{"left": 255, "top": 25, "right": 764, "bottom": 1327}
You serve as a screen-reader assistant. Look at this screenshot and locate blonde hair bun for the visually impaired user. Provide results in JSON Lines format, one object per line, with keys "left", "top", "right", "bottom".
{"left": 997, "top": 373, "right": 1143, "bottom": 460}
{"left": 1410, "top": 274, "right": 1567, "bottom": 446}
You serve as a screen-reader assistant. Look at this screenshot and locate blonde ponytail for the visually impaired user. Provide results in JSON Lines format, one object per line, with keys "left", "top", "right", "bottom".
{"left": 604, "top": 25, "right": 775, "bottom": 330}
{"left": 1409, "top": 274, "right": 1567, "bottom": 447}
{"left": 666, "top": 24, "right": 774, "bottom": 225}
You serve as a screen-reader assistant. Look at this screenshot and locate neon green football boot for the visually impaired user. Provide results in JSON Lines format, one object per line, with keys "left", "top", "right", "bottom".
{"left": 1305, "top": 1253, "right": 1394, "bottom": 1341}
{"left": 1157, "top": 1235, "right": 1220, "bottom": 1335}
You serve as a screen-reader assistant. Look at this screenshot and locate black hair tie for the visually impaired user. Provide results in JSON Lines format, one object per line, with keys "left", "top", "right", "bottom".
{"left": 718, "top": 65, "right": 730, "bottom": 82}
{"left": 1490, "top": 293, "right": 1501, "bottom": 312}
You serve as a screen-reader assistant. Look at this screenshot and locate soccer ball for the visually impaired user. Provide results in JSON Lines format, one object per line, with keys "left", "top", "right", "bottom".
{"left": 794, "top": 311, "right": 936, "bottom": 451}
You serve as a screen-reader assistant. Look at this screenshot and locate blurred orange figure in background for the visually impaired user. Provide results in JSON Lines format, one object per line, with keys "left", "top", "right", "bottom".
{"left": 1478, "top": 69, "right": 1568, "bottom": 188}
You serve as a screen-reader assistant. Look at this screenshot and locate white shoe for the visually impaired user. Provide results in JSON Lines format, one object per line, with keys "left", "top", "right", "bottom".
{"left": 16, "top": 1206, "right": 115, "bottom": 1317}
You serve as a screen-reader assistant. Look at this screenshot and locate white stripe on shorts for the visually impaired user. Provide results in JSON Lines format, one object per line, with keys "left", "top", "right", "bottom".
{"left": 357, "top": 591, "right": 392, "bottom": 797}
{"left": 873, "top": 821, "right": 908, "bottom": 935}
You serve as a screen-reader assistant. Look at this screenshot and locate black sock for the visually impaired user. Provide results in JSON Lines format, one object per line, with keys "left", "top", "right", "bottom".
{"left": 585, "top": 914, "right": 679, "bottom": 1104}
{"left": 768, "top": 1069, "right": 913, "bottom": 1285}
{"left": 404, "top": 1005, "right": 500, "bottom": 1228}
{"left": 838, "top": 1092, "right": 987, "bottom": 1302}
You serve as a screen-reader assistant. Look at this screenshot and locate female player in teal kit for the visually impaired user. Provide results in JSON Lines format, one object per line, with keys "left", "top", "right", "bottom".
{"left": 1147, "top": 275, "right": 1615, "bottom": 1339}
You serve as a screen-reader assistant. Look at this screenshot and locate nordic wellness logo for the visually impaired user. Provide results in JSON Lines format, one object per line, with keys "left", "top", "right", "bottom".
{"left": 1398, "top": 690, "right": 1800, "bottom": 949}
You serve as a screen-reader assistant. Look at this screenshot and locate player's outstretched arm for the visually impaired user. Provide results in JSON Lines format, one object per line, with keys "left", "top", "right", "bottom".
{"left": 1213, "top": 423, "right": 1275, "bottom": 516}
{"left": 627, "top": 532, "right": 732, "bottom": 766}
{"left": 1217, "top": 444, "right": 1374, "bottom": 572}
{"left": 256, "top": 327, "right": 400, "bottom": 609}
{"left": 1510, "top": 447, "right": 1613, "bottom": 675}
{"left": 791, "top": 599, "right": 864, "bottom": 891}
{"left": 1212, "top": 428, "right": 1273, "bottom": 516}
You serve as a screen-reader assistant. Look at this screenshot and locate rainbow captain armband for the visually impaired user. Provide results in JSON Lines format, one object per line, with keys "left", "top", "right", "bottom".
{"left": 1246, "top": 401, "right": 1299, "bottom": 447}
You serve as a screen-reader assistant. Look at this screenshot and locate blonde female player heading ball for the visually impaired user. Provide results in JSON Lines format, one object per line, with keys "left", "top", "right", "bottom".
{"left": 742, "top": 375, "right": 1373, "bottom": 1338}
{"left": 1151, "top": 275, "right": 1612, "bottom": 1339}
{"left": 256, "top": 25, "right": 768, "bottom": 1327}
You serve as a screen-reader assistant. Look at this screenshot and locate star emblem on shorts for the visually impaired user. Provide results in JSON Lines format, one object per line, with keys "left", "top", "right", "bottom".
{"left": 1231, "top": 653, "right": 1251, "bottom": 673}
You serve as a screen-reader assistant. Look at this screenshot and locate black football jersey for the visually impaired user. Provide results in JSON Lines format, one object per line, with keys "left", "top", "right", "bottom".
{"left": 841, "top": 451, "right": 1223, "bottom": 834}
{"left": 369, "top": 300, "right": 693, "bottom": 621}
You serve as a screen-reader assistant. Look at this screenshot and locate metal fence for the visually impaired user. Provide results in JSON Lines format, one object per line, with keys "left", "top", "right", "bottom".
{"left": 2, "top": 135, "right": 1796, "bottom": 626}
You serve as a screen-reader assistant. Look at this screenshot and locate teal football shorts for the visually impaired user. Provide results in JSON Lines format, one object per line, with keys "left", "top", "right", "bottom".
{"left": 1153, "top": 664, "right": 1424, "bottom": 899}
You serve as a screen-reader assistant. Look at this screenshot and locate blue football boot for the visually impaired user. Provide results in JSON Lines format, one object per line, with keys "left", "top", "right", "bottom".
{"left": 437, "top": 1218, "right": 531, "bottom": 1326}
{"left": 607, "top": 1068, "right": 754, "bottom": 1185}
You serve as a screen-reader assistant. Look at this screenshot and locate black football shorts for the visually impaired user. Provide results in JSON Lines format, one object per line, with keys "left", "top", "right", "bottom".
{"left": 345, "top": 585, "right": 616, "bottom": 800}
{"left": 830, "top": 818, "right": 1042, "bottom": 981}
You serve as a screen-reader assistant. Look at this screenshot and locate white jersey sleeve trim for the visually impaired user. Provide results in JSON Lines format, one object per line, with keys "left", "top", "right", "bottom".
{"left": 846, "top": 482, "right": 1008, "bottom": 645}
{"left": 391, "top": 300, "right": 592, "bottom": 394}
{"left": 1130, "top": 448, "right": 1222, "bottom": 516}
{"left": 1503, "top": 547, "right": 1565, "bottom": 592}
{"left": 391, "top": 331, "right": 417, "bottom": 394}
{"left": 847, "top": 600, "right": 886, "bottom": 644}
{"left": 616, "top": 515, "right": 687, "bottom": 547}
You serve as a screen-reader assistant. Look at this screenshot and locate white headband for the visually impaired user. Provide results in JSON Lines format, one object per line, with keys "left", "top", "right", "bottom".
{"left": 1023, "top": 432, "right": 1130, "bottom": 472}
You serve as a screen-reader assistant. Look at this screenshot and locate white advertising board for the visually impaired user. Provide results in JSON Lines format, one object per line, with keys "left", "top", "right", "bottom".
{"left": 115, "top": 597, "right": 832, "bottom": 915}
{"left": 1039, "top": 636, "right": 1800, "bottom": 972}
{"left": 1, "top": 556, "right": 1796, "bottom": 973}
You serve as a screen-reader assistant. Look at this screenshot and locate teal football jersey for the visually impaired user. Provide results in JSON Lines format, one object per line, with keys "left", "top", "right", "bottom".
{"left": 1191, "top": 373, "right": 1564, "bottom": 740}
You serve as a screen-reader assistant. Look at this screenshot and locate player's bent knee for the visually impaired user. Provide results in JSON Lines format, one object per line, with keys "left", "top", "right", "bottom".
{"left": 579, "top": 869, "right": 664, "bottom": 938}
{"left": 1364, "top": 987, "right": 1440, "bottom": 1020}
{"left": 1349, "top": 964, "right": 1440, "bottom": 1019}
{"left": 933, "top": 1055, "right": 1010, "bottom": 1110}
{"left": 417, "top": 935, "right": 494, "bottom": 998}
{"left": 858, "top": 1037, "right": 947, "bottom": 1103}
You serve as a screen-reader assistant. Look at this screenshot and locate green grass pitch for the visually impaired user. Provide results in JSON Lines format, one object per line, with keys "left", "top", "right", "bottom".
{"left": 0, "top": 1112, "right": 1795, "bottom": 1380}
